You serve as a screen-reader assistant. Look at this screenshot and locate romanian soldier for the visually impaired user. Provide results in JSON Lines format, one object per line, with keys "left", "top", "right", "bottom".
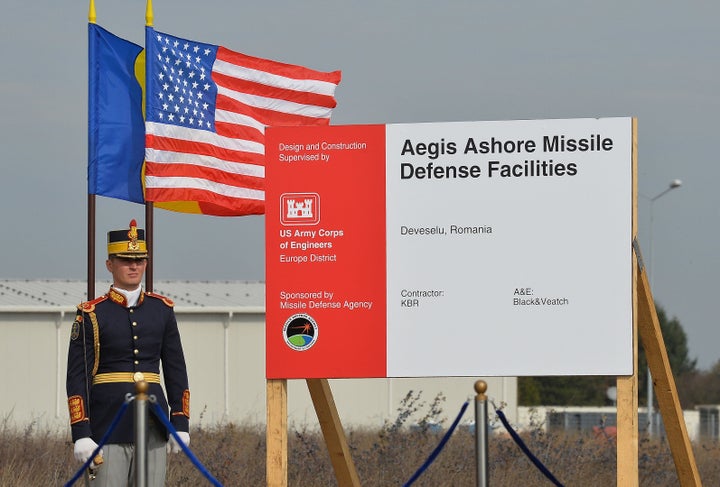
{"left": 67, "top": 220, "right": 190, "bottom": 486}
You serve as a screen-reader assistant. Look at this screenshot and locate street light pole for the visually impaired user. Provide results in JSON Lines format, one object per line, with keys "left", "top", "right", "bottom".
{"left": 645, "top": 178, "right": 682, "bottom": 436}
{"left": 649, "top": 179, "right": 683, "bottom": 290}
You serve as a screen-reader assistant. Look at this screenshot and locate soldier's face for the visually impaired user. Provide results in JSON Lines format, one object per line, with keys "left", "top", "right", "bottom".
{"left": 106, "top": 257, "right": 147, "bottom": 289}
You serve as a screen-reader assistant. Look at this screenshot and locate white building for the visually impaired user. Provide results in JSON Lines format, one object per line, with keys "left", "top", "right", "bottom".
{"left": 0, "top": 279, "right": 517, "bottom": 434}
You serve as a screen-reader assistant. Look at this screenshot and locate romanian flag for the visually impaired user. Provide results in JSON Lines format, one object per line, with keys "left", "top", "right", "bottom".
{"left": 87, "top": 23, "right": 145, "bottom": 204}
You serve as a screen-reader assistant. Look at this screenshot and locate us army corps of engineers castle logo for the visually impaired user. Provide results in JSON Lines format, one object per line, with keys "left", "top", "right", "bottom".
{"left": 280, "top": 193, "right": 320, "bottom": 226}
{"left": 283, "top": 314, "right": 318, "bottom": 351}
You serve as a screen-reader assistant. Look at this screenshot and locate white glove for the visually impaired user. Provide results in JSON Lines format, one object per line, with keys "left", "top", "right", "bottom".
{"left": 74, "top": 437, "right": 102, "bottom": 464}
{"left": 168, "top": 431, "right": 190, "bottom": 453}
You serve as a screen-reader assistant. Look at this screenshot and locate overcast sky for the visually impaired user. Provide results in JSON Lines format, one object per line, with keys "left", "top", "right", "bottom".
{"left": 1, "top": 1, "right": 718, "bottom": 369}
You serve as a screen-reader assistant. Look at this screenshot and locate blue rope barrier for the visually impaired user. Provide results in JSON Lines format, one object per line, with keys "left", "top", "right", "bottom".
{"left": 495, "top": 408, "right": 564, "bottom": 487}
{"left": 402, "top": 400, "right": 469, "bottom": 487}
{"left": 149, "top": 401, "right": 224, "bottom": 487}
{"left": 64, "top": 399, "right": 132, "bottom": 487}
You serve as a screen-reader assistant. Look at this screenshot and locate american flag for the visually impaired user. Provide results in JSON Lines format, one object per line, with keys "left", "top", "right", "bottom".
{"left": 144, "top": 28, "right": 341, "bottom": 216}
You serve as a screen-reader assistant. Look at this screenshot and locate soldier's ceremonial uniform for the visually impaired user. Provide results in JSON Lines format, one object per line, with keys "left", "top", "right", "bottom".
{"left": 66, "top": 220, "right": 190, "bottom": 486}
{"left": 66, "top": 288, "right": 190, "bottom": 443}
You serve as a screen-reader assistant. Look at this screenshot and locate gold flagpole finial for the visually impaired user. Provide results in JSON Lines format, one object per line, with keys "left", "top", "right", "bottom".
{"left": 146, "top": 0, "right": 154, "bottom": 27}
{"left": 88, "top": 0, "right": 96, "bottom": 23}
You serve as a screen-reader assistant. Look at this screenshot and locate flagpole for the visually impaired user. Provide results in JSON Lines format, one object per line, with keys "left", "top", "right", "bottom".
{"left": 145, "top": 203, "right": 154, "bottom": 292}
{"left": 146, "top": 0, "right": 153, "bottom": 27}
{"left": 88, "top": 0, "right": 96, "bottom": 24}
{"left": 87, "top": 0, "right": 97, "bottom": 300}
{"left": 145, "top": 0, "right": 154, "bottom": 293}
{"left": 88, "top": 196, "right": 96, "bottom": 300}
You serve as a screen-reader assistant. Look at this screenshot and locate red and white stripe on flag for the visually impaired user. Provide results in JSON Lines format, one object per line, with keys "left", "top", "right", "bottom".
{"left": 143, "top": 29, "right": 341, "bottom": 216}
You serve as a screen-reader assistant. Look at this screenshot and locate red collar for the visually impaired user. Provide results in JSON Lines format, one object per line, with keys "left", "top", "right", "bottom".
{"left": 107, "top": 287, "right": 145, "bottom": 307}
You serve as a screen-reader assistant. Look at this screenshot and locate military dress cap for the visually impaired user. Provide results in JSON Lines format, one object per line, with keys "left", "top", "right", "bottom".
{"left": 107, "top": 219, "right": 148, "bottom": 258}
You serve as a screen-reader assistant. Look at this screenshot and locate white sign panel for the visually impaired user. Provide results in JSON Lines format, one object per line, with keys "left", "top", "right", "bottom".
{"left": 385, "top": 118, "right": 633, "bottom": 376}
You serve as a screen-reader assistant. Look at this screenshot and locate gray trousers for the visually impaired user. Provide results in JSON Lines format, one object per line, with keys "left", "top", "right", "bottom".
{"left": 92, "top": 422, "right": 167, "bottom": 487}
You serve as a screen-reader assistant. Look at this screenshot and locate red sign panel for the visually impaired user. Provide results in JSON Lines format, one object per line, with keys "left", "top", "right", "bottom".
{"left": 265, "top": 125, "right": 387, "bottom": 378}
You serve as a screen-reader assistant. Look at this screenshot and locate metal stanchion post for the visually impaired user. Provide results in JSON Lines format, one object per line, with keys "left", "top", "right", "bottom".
{"left": 135, "top": 378, "right": 149, "bottom": 487}
{"left": 475, "top": 380, "right": 489, "bottom": 487}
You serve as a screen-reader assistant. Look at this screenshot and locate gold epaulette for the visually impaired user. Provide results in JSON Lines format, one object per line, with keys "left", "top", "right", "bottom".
{"left": 145, "top": 291, "right": 175, "bottom": 307}
{"left": 78, "top": 295, "right": 108, "bottom": 313}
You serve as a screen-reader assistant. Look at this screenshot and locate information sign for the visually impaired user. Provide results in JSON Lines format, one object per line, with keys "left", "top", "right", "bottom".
{"left": 265, "top": 118, "right": 633, "bottom": 378}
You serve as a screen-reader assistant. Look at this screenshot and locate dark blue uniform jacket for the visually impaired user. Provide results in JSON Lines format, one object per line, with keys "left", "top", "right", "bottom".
{"left": 66, "top": 288, "right": 190, "bottom": 443}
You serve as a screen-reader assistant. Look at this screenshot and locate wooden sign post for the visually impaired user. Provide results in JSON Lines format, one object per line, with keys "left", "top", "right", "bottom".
{"left": 632, "top": 240, "right": 701, "bottom": 486}
{"left": 265, "top": 378, "right": 360, "bottom": 487}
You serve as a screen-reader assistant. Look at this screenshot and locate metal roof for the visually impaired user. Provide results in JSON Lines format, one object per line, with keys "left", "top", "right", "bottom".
{"left": 0, "top": 279, "right": 265, "bottom": 308}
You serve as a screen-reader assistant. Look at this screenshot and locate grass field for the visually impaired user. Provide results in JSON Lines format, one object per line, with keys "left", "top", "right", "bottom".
{"left": 3, "top": 415, "right": 720, "bottom": 486}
